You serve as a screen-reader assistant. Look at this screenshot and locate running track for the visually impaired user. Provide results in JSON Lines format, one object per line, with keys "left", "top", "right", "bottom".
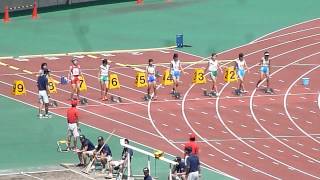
{"left": 0, "top": 18, "right": 319, "bottom": 179}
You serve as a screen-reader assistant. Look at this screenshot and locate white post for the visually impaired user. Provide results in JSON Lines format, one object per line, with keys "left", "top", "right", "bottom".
{"left": 148, "top": 155, "right": 151, "bottom": 176}
{"left": 127, "top": 152, "right": 131, "bottom": 180}
{"left": 169, "top": 164, "right": 172, "bottom": 180}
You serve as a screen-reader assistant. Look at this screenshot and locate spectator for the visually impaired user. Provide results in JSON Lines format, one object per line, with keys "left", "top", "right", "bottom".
{"left": 170, "top": 156, "right": 186, "bottom": 180}
{"left": 94, "top": 136, "right": 113, "bottom": 177}
{"left": 185, "top": 147, "right": 200, "bottom": 180}
{"left": 109, "top": 139, "right": 134, "bottom": 179}
{"left": 184, "top": 133, "right": 199, "bottom": 156}
{"left": 76, "top": 135, "right": 95, "bottom": 167}
{"left": 143, "top": 167, "right": 153, "bottom": 180}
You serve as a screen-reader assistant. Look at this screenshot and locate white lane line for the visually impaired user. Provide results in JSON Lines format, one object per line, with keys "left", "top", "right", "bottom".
{"left": 278, "top": 80, "right": 285, "bottom": 83}
{"left": 270, "top": 98, "right": 276, "bottom": 101}
{"left": 312, "top": 148, "right": 319, "bottom": 151}
{"left": 277, "top": 149, "right": 284, "bottom": 153}
{"left": 296, "top": 106, "right": 304, "bottom": 110}
{"left": 258, "top": 157, "right": 264, "bottom": 160}
{"left": 278, "top": 112, "right": 285, "bottom": 116}
{"left": 273, "top": 123, "right": 280, "bottom": 126}
{"left": 318, "top": 92, "right": 320, "bottom": 110}
{"left": 222, "top": 159, "right": 229, "bottom": 162}
{"left": 237, "top": 164, "right": 244, "bottom": 167}
{"left": 292, "top": 154, "right": 299, "bottom": 158}
{"left": 208, "top": 126, "right": 214, "bottom": 130}
{"left": 208, "top": 154, "right": 215, "bottom": 157}
{"left": 300, "top": 96, "right": 307, "bottom": 99}
{"left": 101, "top": 53, "right": 115, "bottom": 57}
{"left": 170, "top": 113, "right": 176, "bottom": 117}
{"left": 195, "top": 122, "right": 201, "bottom": 125}
{"left": 308, "top": 160, "right": 315, "bottom": 164}
{"left": 162, "top": 124, "right": 168, "bottom": 127}
{"left": 201, "top": 112, "right": 208, "bottom": 115}
{"left": 189, "top": 107, "right": 194, "bottom": 110}
{"left": 306, "top": 121, "right": 312, "bottom": 124}
{"left": 158, "top": 109, "right": 163, "bottom": 112}
{"left": 259, "top": 118, "right": 266, "bottom": 122}
{"left": 292, "top": 116, "right": 299, "bottom": 120}
{"left": 175, "top": 128, "right": 181, "bottom": 131}
{"left": 208, "top": 101, "right": 214, "bottom": 104}
{"left": 272, "top": 162, "right": 279, "bottom": 165}
{"left": 229, "top": 147, "right": 235, "bottom": 150}
{"left": 44, "top": 56, "right": 59, "bottom": 60}
{"left": 254, "top": 129, "right": 262, "bottom": 132}
{"left": 220, "top": 106, "right": 226, "bottom": 109}
{"left": 309, "top": 110, "right": 316, "bottom": 113}
{"left": 227, "top": 120, "right": 233, "bottom": 124}
{"left": 241, "top": 125, "right": 247, "bottom": 128}
{"left": 233, "top": 110, "right": 240, "bottom": 113}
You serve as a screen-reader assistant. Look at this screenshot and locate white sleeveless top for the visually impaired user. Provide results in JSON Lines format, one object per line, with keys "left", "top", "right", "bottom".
{"left": 100, "top": 64, "right": 110, "bottom": 76}
{"left": 70, "top": 65, "right": 80, "bottom": 76}
{"left": 208, "top": 59, "right": 218, "bottom": 71}
{"left": 261, "top": 57, "right": 270, "bottom": 66}
{"left": 236, "top": 59, "right": 245, "bottom": 70}
{"left": 146, "top": 65, "right": 156, "bottom": 74}
{"left": 171, "top": 60, "right": 180, "bottom": 71}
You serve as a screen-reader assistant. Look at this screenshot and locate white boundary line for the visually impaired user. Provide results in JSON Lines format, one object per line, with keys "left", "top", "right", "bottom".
{"left": 251, "top": 18, "right": 320, "bottom": 43}
{"left": 284, "top": 65, "right": 320, "bottom": 144}
{"left": 252, "top": 26, "right": 320, "bottom": 44}
{"left": 12, "top": 46, "right": 177, "bottom": 59}
{"left": 318, "top": 92, "right": 320, "bottom": 111}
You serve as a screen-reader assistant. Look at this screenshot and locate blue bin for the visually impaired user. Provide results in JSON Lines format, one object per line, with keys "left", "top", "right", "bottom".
{"left": 60, "top": 76, "right": 68, "bottom": 85}
{"left": 176, "top": 34, "right": 183, "bottom": 48}
{"left": 302, "top": 77, "right": 310, "bottom": 86}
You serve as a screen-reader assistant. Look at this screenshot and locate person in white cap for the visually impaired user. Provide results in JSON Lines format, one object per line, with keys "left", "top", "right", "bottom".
{"left": 256, "top": 51, "right": 271, "bottom": 90}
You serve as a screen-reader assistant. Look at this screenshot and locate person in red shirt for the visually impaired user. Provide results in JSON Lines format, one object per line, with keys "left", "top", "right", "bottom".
{"left": 68, "top": 58, "right": 82, "bottom": 100}
{"left": 66, "top": 99, "right": 80, "bottom": 150}
{"left": 184, "top": 133, "right": 199, "bottom": 156}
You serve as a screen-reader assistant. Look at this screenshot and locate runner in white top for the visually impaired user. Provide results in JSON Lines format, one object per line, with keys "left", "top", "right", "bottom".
{"left": 256, "top": 51, "right": 271, "bottom": 89}
{"left": 99, "top": 59, "right": 110, "bottom": 101}
{"left": 170, "top": 53, "right": 184, "bottom": 94}
{"left": 234, "top": 53, "right": 249, "bottom": 93}
{"left": 68, "top": 58, "right": 82, "bottom": 100}
{"left": 205, "top": 53, "right": 223, "bottom": 96}
{"left": 146, "top": 59, "right": 157, "bottom": 100}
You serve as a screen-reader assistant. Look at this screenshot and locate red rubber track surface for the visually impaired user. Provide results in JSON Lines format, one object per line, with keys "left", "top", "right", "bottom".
{"left": 0, "top": 19, "right": 319, "bottom": 179}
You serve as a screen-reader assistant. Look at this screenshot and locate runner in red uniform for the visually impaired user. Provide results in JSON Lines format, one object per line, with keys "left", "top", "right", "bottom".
{"left": 68, "top": 58, "right": 82, "bottom": 100}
